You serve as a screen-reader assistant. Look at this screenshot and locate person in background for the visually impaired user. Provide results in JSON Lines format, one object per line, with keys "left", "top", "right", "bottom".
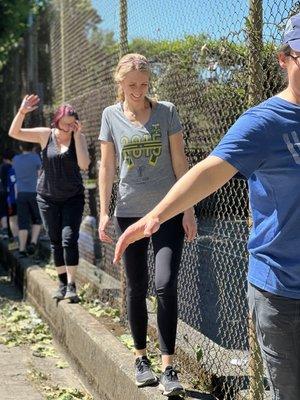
{"left": 8, "top": 94, "right": 90, "bottom": 302}
{"left": 13, "top": 142, "right": 42, "bottom": 257}
{"left": 0, "top": 156, "right": 9, "bottom": 240}
{"left": 2, "top": 149, "right": 18, "bottom": 247}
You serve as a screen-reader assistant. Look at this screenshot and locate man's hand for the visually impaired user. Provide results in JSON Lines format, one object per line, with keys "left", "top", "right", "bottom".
{"left": 113, "top": 215, "right": 161, "bottom": 263}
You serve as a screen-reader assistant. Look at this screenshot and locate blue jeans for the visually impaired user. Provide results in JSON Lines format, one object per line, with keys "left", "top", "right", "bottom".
{"left": 248, "top": 283, "right": 300, "bottom": 400}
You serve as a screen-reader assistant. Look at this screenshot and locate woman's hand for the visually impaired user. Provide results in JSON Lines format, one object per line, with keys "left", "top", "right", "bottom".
{"left": 98, "top": 214, "right": 114, "bottom": 243}
{"left": 73, "top": 120, "right": 82, "bottom": 138}
{"left": 19, "top": 94, "right": 40, "bottom": 115}
{"left": 182, "top": 209, "right": 197, "bottom": 241}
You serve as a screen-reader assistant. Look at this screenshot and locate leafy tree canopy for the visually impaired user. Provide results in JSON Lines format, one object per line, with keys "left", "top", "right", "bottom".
{"left": 0, "top": 0, "right": 46, "bottom": 71}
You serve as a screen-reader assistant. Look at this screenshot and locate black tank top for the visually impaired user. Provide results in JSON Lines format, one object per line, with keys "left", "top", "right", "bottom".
{"left": 37, "top": 130, "right": 84, "bottom": 200}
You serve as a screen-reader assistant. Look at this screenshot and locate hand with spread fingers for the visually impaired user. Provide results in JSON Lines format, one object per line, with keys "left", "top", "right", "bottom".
{"left": 19, "top": 94, "right": 40, "bottom": 115}
{"left": 113, "top": 215, "right": 161, "bottom": 263}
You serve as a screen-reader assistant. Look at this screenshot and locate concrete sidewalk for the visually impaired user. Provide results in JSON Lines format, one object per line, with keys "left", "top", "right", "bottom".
{"left": 0, "top": 262, "right": 93, "bottom": 400}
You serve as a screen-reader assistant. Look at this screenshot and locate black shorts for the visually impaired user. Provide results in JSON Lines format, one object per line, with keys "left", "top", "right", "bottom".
{"left": 0, "top": 191, "right": 7, "bottom": 218}
{"left": 17, "top": 192, "right": 42, "bottom": 230}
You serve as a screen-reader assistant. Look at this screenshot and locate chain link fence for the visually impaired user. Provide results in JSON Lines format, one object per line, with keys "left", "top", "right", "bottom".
{"left": 47, "top": 0, "right": 300, "bottom": 398}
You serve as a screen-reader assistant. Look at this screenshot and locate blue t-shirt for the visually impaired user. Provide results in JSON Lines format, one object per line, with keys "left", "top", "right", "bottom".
{"left": 211, "top": 96, "right": 300, "bottom": 299}
{"left": 13, "top": 153, "right": 41, "bottom": 193}
{"left": 6, "top": 165, "right": 16, "bottom": 206}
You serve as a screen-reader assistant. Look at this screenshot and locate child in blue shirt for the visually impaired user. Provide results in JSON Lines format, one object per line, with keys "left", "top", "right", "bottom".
{"left": 2, "top": 149, "right": 18, "bottom": 246}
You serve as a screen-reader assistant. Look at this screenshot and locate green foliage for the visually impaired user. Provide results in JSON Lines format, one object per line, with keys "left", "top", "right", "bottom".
{"left": 195, "top": 345, "right": 203, "bottom": 362}
{"left": 44, "top": 386, "right": 93, "bottom": 400}
{"left": 128, "top": 34, "right": 284, "bottom": 153}
{"left": 0, "top": 0, "right": 47, "bottom": 70}
{"left": 183, "top": 334, "right": 204, "bottom": 363}
{"left": 119, "top": 333, "right": 135, "bottom": 351}
{"left": 0, "top": 303, "right": 52, "bottom": 347}
{"left": 28, "top": 367, "right": 93, "bottom": 400}
{"left": 78, "top": 283, "right": 120, "bottom": 322}
{"left": 119, "top": 334, "right": 161, "bottom": 373}
{"left": 55, "top": 360, "right": 69, "bottom": 369}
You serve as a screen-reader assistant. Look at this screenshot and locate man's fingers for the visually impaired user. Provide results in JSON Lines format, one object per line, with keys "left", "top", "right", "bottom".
{"left": 113, "top": 237, "right": 128, "bottom": 264}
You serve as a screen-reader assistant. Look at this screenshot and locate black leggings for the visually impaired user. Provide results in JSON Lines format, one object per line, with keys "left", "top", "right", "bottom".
{"left": 37, "top": 194, "right": 84, "bottom": 266}
{"left": 115, "top": 214, "right": 184, "bottom": 355}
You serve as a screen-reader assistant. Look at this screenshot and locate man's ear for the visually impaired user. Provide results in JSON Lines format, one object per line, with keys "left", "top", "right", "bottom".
{"left": 278, "top": 51, "right": 289, "bottom": 69}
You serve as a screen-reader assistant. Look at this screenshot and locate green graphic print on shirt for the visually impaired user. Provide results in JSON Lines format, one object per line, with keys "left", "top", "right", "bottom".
{"left": 121, "top": 124, "right": 162, "bottom": 169}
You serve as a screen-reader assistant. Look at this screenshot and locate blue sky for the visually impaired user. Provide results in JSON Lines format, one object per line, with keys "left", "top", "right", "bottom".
{"left": 92, "top": 0, "right": 296, "bottom": 43}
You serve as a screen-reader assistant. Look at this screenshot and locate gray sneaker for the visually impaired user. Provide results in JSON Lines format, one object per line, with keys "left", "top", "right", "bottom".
{"left": 135, "top": 356, "right": 158, "bottom": 387}
{"left": 52, "top": 284, "right": 67, "bottom": 301}
{"left": 159, "top": 366, "right": 185, "bottom": 397}
{"left": 65, "top": 283, "right": 80, "bottom": 303}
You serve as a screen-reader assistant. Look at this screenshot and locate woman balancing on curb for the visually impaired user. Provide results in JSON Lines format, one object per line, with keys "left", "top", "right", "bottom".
{"left": 98, "top": 53, "right": 197, "bottom": 396}
{"left": 114, "top": 14, "right": 300, "bottom": 400}
{"left": 9, "top": 94, "right": 90, "bottom": 303}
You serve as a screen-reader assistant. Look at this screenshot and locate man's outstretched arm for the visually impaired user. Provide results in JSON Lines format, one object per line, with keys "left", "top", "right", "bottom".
{"left": 114, "top": 155, "right": 238, "bottom": 263}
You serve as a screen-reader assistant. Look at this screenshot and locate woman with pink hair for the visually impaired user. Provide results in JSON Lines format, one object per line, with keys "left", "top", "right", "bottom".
{"left": 9, "top": 95, "right": 90, "bottom": 302}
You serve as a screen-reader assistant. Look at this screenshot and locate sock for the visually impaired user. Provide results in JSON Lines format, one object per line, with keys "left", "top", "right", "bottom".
{"left": 58, "top": 272, "right": 68, "bottom": 287}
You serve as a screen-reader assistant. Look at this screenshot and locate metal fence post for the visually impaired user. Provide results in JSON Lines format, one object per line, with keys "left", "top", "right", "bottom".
{"left": 119, "top": 0, "right": 128, "bottom": 322}
{"left": 247, "top": 1, "right": 264, "bottom": 399}
{"left": 60, "top": 0, "right": 65, "bottom": 102}
{"left": 120, "top": 0, "right": 129, "bottom": 56}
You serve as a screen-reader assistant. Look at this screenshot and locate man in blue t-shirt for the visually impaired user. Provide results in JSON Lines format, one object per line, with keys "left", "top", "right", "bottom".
{"left": 114, "top": 13, "right": 300, "bottom": 400}
{"left": 13, "top": 142, "right": 42, "bottom": 257}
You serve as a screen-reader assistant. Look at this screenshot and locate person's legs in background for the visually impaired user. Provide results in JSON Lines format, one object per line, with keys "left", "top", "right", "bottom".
{"left": 17, "top": 192, "right": 30, "bottom": 256}
{"left": 26, "top": 193, "right": 42, "bottom": 255}
{"left": 0, "top": 191, "right": 8, "bottom": 239}
{"left": 7, "top": 203, "right": 19, "bottom": 250}
{"left": 37, "top": 195, "right": 67, "bottom": 300}
{"left": 61, "top": 194, "right": 84, "bottom": 301}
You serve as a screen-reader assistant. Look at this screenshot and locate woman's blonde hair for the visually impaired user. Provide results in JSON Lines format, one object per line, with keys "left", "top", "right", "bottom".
{"left": 114, "top": 53, "right": 151, "bottom": 102}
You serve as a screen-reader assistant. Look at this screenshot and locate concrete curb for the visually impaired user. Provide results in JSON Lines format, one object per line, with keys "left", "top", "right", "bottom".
{"left": 0, "top": 242, "right": 162, "bottom": 400}
{"left": 27, "top": 268, "right": 163, "bottom": 400}
{"left": 0, "top": 240, "right": 217, "bottom": 400}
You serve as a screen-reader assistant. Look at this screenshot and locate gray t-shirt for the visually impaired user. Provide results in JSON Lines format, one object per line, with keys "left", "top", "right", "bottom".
{"left": 99, "top": 101, "right": 182, "bottom": 217}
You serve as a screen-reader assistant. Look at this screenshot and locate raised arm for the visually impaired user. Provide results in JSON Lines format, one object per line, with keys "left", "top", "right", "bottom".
{"left": 8, "top": 94, "right": 50, "bottom": 147}
{"left": 73, "top": 121, "right": 90, "bottom": 170}
{"left": 98, "top": 141, "right": 116, "bottom": 243}
{"left": 114, "top": 155, "right": 237, "bottom": 262}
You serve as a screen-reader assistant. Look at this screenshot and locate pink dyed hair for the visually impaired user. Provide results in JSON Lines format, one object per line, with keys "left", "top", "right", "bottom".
{"left": 51, "top": 104, "right": 78, "bottom": 128}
